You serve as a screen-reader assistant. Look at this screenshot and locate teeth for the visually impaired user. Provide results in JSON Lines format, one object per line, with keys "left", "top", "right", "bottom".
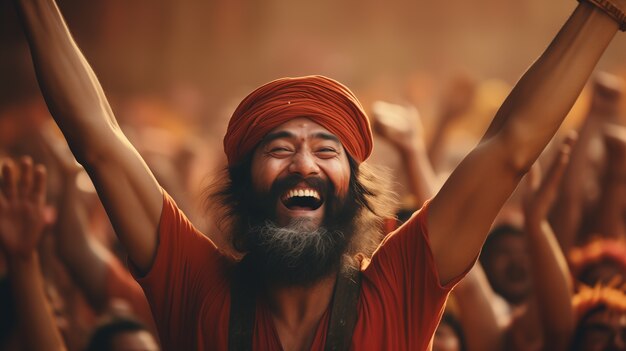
{"left": 284, "top": 188, "right": 320, "bottom": 200}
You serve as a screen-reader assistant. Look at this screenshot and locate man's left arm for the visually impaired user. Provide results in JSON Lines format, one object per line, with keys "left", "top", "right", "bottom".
{"left": 428, "top": 2, "right": 623, "bottom": 285}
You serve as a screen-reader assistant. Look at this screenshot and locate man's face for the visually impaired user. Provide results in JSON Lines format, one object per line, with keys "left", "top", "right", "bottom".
{"left": 250, "top": 117, "right": 351, "bottom": 228}
{"left": 242, "top": 117, "right": 355, "bottom": 285}
{"left": 577, "top": 308, "right": 626, "bottom": 351}
{"left": 433, "top": 321, "right": 462, "bottom": 351}
{"left": 483, "top": 234, "right": 531, "bottom": 305}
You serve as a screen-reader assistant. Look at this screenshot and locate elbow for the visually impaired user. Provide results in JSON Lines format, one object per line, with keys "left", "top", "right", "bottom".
{"left": 495, "top": 125, "right": 544, "bottom": 177}
{"left": 66, "top": 126, "right": 123, "bottom": 168}
{"left": 489, "top": 133, "right": 536, "bottom": 178}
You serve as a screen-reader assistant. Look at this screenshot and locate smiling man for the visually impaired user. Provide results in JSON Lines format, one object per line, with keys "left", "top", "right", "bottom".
{"left": 12, "top": 0, "right": 626, "bottom": 350}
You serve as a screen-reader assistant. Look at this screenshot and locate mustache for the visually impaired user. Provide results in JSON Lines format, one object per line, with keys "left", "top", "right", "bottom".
{"left": 268, "top": 174, "right": 331, "bottom": 201}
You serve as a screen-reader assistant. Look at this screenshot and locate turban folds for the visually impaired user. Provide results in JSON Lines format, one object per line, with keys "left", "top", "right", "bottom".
{"left": 223, "top": 75, "right": 373, "bottom": 166}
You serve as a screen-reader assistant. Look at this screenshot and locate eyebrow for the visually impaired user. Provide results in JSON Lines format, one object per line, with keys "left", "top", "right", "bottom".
{"left": 312, "top": 132, "right": 340, "bottom": 144}
{"left": 261, "top": 131, "right": 341, "bottom": 144}
{"left": 262, "top": 131, "right": 295, "bottom": 144}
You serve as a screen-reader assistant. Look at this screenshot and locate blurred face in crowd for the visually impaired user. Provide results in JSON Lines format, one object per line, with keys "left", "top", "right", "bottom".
{"left": 579, "top": 259, "right": 626, "bottom": 287}
{"left": 246, "top": 117, "right": 359, "bottom": 285}
{"left": 110, "top": 330, "right": 159, "bottom": 351}
{"left": 482, "top": 232, "right": 531, "bottom": 306}
{"left": 433, "top": 321, "right": 462, "bottom": 351}
{"left": 575, "top": 308, "right": 626, "bottom": 351}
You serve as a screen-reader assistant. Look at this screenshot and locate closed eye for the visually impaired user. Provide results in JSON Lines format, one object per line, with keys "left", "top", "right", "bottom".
{"left": 268, "top": 147, "right": 294, "bottom": 157}
{"left": 316, "top": 148, "right": 338, "bottom": 158}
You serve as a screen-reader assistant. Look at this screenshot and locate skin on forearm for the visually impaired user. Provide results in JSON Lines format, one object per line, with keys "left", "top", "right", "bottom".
{"left": 429, "top": 3, "right": 619, "bottom": 285}
{"left": 589, "top": 174, "right": 626, "bottom": 239}
{"left": 524, "top": 220, "right": 574, "bottom": 351}
{"left": 482, "top": 4, "right": 617, "bottom": 163}
{"left": 13, "top": 0, "right": 119, "bottom": 154}
{"left": 400, "top": 143, "right": 438, "bottom": 204}
{"left": 550, "top": 119, "right": 600, "bottom": 252}
{"left": 453, "top": 263, "right": 503, "bottom": 351}
{"left": 7, "top": 253, "right": 67, "bottom": 351}
{"left": 427, "top": 114, "right": 453, "bottom": 172}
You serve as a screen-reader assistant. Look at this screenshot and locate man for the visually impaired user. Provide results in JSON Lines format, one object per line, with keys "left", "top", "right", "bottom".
{"left": 12, "top": 0, "right": 626, "bottom": 350}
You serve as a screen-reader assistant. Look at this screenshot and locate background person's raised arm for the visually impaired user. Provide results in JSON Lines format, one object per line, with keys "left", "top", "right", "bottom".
{"left": 0, "top": 158, "right": 66, "bottom": 351}
{"left": 428, "top": 2, "right": 623, "bottom": 285}
{"left": 13, "top": 0, "right": 162, "bottom": 273}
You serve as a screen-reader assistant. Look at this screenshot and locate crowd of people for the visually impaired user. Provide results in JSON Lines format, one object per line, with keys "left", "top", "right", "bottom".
{"left": 2, "top": 0, "right": 626, "bottom": 350}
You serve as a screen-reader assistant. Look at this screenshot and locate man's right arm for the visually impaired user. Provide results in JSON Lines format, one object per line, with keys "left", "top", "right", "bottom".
{"left": 14, "top": 0, "right": 162, "bottom": 274}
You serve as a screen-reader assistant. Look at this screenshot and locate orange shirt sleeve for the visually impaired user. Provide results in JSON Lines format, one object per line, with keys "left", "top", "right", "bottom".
{"left": 355, "top": 200, "right": 471, "bottom": 351}
{"left": 130, "top": 190, "right": 234, "bottom": 350}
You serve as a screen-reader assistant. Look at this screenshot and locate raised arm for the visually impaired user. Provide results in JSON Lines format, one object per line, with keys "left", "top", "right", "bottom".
{"left": 428, "top": 2, "right": 624, "bottom": 284}
{"left": 550, "top": 73, "right": 624, "bottom": 252}
{"left": 426, "top": 75, "right": 477, "bottom": 172}
{"left": 588, "top": 125, "right": 626, "bottom": 240}
{"left": 0, "top": 158, "right": 66, "bottom": 351}
{"left": 13, "top": 0, "right": 162, "bottom": 273}
{"left": 452, "top": 263, "right": 503, "bottom": 351}
{"left": 371, "top": 101, "right": 438, "bottom": 203}
{"left": 523, "top": 137, "right": 576, "bottom": 351}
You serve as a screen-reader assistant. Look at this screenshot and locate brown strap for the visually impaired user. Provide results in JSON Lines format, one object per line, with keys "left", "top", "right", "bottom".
{"left": 324, "top": 267, "right": 361, "bottom": 351}
{"left": 228, "top": 263, "right": 256, "bottom": 351}
{"left": 228, "top": 266, "right": 361, "bottom": 351}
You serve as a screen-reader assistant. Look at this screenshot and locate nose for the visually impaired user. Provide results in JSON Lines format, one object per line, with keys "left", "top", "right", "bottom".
{"left": 288, "top": 151, "right": 320, "bottom": 176}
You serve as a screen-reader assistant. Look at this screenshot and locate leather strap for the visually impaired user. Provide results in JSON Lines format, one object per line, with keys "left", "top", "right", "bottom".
{"left": 324, "top": 267, "right": 361, "bottom": 351}
{"left": 228, "top": 263, "right": 256, "bottom": 351}
{"left": 228, "top": 265, "right": 361, "bottom": 351}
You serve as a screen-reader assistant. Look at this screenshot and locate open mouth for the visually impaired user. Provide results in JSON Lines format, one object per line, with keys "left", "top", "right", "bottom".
{"left": 280, "top": 188, "right": 324, "bottom": 211}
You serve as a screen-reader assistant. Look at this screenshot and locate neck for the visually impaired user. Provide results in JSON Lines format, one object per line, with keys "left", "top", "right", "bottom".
{"left": 265, "top": 272, "right": 337, "bottom": 351}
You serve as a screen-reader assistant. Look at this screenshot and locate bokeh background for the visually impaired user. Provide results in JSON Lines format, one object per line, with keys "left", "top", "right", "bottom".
{"left": 1, "top": 0, "right": 625, "bottom": 193}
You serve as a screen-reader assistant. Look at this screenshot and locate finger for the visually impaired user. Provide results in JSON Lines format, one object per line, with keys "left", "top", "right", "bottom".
{"left": 527, "top": 163, "right": 542, "bottom": 193}
{"left": 535, "top": 141, "right": 573, "bottom": 209}
{"left": 1, "top": 160, "right": 17, "bottom": 200}
{"left": 33, "top": 164, "right": 47, "bottom": 205}
{"left": 19, "top": 156, "right": 34, "bottom": 197}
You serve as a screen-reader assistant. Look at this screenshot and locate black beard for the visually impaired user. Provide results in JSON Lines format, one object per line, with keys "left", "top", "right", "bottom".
{"left": 239, "top": 174, "right": 360, "bottom": 287}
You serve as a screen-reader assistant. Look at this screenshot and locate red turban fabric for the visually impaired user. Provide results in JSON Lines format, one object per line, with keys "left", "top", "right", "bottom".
{"left": 223, "top": 75, "right": 373, "bottom": 166}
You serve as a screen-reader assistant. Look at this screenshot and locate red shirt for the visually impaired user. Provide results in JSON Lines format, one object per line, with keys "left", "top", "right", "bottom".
{"left": 133, "top": 191, "right": 465, "bottom": 350}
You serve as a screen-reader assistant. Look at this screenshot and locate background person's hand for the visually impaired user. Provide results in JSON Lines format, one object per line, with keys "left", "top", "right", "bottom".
{"left": 0, "top": 157, "right": 48, "bottom": 260}
{"left": 371, "top": 100, "right": 424, "bottom": 152}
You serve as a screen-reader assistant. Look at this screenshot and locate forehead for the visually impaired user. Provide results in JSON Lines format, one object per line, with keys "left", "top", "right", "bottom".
{"left": 584, "top": 308, "right": 626, "bottom": 326}
{"left": 264, "top": 117, "right": 337, "bottom": 139}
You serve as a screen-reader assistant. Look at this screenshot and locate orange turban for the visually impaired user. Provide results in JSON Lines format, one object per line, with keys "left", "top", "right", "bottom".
{"left": 223, "top": 75, "right": 373, "bottom": 166}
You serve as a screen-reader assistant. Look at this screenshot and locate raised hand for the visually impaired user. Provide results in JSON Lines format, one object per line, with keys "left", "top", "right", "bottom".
{"left": 588, "top": 73, "right": 623, "bottom": 120}
{"left": 0, "top": 157, "right": 48, "bottom": 260}
{"left": 371, "top": 100, "right": 438, "bottom": 203}
{"left": 524, "top": 133, "right": 577, "bottom": 224}
{"left": 371, "top": 100, "right": 424, "bottom": 153}
{"left": 438, "top": 74, "right": 476, "bottom": 124}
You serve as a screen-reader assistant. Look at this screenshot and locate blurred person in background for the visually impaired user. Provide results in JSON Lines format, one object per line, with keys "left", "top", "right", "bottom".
{"left": 0, "top": 157, "right": 66, "bottom": 350}
{"left": 570, "top": 284, "right": 626, "bottom": 351}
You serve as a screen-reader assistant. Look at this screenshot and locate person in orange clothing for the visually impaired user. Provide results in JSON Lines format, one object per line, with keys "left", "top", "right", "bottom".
{"left": 12, "top": 0, "right": 626, "bottom": 350}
